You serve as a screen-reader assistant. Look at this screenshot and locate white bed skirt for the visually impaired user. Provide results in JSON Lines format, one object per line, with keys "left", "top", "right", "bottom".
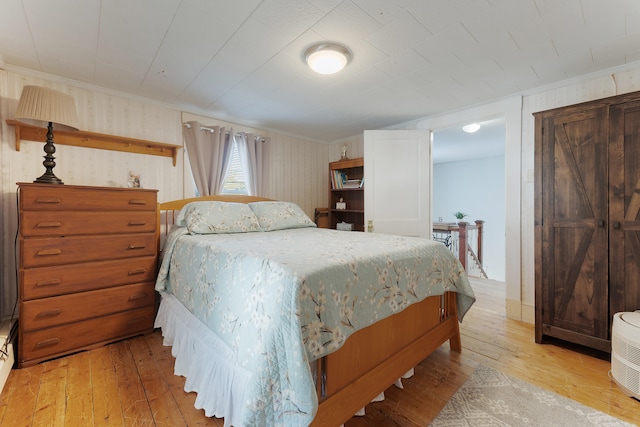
{"left": 155, "top": 293, "right": 251, "bottom": 426}
{"left": 156, "top": 293, "right": 417, "bottom": 426}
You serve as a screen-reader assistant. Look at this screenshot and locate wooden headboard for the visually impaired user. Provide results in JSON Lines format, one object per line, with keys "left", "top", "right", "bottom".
{"left": 159, "top": 194, "right": 273, "bottom": 212}
{"left": 157, "top": 194, "right": 274, "bottom": 250}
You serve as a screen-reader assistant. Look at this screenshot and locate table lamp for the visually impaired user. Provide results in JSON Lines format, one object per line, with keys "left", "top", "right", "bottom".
{"left": 15, "top": 85, "right": 79, "bottom": 184}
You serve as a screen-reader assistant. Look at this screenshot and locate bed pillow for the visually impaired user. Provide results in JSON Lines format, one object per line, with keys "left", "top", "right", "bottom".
{"left": 176, "top": 201, "right": 262, "bottom": 234}
{"left": 249, "top": 201, "right": 316, "bottom": 231}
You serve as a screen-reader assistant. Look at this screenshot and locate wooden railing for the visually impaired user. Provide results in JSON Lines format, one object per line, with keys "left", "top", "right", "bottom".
{"left": 433, "top": 220, "right": 487, "bottom": 278}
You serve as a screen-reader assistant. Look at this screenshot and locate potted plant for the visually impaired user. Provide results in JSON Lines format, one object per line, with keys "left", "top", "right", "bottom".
{"left": 453, "top": 211, "right": 468, "bottom": 221}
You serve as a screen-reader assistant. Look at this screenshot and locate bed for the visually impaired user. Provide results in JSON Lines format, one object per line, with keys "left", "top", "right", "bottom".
{"left": 155, "top": 195, "right": 476, "bottom": 427}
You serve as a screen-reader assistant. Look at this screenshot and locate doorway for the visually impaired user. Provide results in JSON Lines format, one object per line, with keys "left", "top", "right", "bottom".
{"left": 432, "top": 118, "right": 506, "bottom": 282}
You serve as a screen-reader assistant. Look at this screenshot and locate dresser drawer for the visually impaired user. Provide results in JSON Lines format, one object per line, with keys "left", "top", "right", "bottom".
{"left": 21, "top": 210, "right": 157, "bottom": 237}
{"left": 20, "top": 306, "right": 155, "bottom": 366}
{"left": 21, "top": 282, "right": 155, "bottom": 331}
{"left": 21, "top": 233, "right": 156, "bottom": 267}
{"left": 21, "top": 255, "right": 157, "bottom": 300}
{"left": 20, "top": 185, "right": 157, "bottom": 211}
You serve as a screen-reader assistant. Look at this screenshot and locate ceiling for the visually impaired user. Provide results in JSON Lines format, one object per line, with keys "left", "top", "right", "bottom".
{"left": 1, "top": 0, "right": 640, "bottom": 143}
{"left": 433, "top": 118, "right": 505, "bottom": 164}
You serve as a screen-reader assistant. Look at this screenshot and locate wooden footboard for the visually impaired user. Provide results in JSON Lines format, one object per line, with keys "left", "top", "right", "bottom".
{"left": 311, "top": 292, "right": 460, "bottom": 427}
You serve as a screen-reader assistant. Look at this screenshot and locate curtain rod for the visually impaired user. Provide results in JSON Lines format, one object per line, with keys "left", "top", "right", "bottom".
{"left": 182, "top": 122, "right": 218, "bottom": 133}
{"left": 182, "top": 122, "right": 266, "bottom": 142}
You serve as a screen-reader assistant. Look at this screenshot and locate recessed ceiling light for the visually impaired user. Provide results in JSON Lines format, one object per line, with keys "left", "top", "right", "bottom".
{"left": 304, "top": 43, "right": 352, "bottom": 74}
{"left": 462, "top": 123, "right": 481, "bottom": 133}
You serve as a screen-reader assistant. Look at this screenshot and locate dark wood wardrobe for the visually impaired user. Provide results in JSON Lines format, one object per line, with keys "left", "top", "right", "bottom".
{"left": 534, "top": 91, "right": 640, "bottom": 352}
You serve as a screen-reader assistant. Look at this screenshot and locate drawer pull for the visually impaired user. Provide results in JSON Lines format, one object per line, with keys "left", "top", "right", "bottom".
{"left": 36, "top": 248, "right": 62, "bottom": 256}
{"left": 128, "top": 244, "right": 146, "bottom": 250}
{"left": 36, "top": 308, "right": 62, "bottom": 319}
{"left": 35, "top": 338, "right": 60, "bottom": 349}
{"left": 128, "top": 220, "right": 147, "bottom": 226}
{"left": 128, "top": 268, "right": 147, "bottom": 276}
{"left": 35, "top": 278, "right": 62, "bottom": 288}
{"left": 128, "top": 293, "right": 148, "bottom": 302}
{"left": 128, "top": 199, "right": 148, "bottom": 206}
{"left": 34, "top": 197, "right": 61, "bottom": 204}
{"left": 36, "top": 221, "right": 63, "bottom": 228}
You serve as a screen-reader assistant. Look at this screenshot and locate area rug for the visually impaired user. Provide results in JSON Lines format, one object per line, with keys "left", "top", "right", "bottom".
{"left": 430, "top": 365, "right": 635, "bottom": 426}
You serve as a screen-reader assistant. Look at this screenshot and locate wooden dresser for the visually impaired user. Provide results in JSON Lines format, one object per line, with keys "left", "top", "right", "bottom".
{"left": 17, "top": 183, "right": 158, "bottom": 367}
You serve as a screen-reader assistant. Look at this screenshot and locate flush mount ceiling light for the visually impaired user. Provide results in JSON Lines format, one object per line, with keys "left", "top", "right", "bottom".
{"left": 462, "top": 123, "right": 481, "bottom": 133}
{"left": 304, "top": 43, "right": 352, "bottom": 74}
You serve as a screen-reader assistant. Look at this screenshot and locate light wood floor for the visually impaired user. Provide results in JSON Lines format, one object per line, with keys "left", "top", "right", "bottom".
{"left": 1, "top": 278, "right": 638, "bottom": 426}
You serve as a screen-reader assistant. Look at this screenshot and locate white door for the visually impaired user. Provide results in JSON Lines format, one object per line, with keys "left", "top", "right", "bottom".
{"left": 363, "top": 130, "right": 431, "bottom": 237}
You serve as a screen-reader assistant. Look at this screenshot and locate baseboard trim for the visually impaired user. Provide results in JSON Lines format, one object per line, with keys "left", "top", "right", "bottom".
{"left": 505, "top": 299, "right": 535, "bottom": 324}
{"left": 521, "top": 304, "right": 535, "bottom": 324}
{"left": 505, "top": 298, "right": 521, "bottom": 321}
{"left": 0, "top": 320, "right": 15, "bottom": 393}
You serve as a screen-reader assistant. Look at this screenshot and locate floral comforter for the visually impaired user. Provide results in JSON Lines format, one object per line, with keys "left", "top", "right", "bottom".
{"left": 155, "top": 226, "right": 475, "bottom": 427}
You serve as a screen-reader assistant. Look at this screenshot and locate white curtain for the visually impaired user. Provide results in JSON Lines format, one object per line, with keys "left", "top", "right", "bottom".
{"left": 235, "top": 132, "right": 269, "bottom": 196}
{"left": 183, "top": 121, "right": 233, "bottom": 196}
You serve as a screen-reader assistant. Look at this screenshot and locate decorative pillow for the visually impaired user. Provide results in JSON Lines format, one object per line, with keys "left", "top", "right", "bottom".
{"left": 175, "top": 201, "right": 261, "bottom": 234}
{"left": 249, "top": 201, "right": 316, "bottom": 231}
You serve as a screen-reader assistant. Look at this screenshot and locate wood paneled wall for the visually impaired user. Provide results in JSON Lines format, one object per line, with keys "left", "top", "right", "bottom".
{"left": 5, "top": 61, "right": 640, "bottom": 329}
{"left": 0, "top": 71, "right": 185, "bottom": 320}
{"left": 0, "top": 72, "right": 332, "bottom": 322}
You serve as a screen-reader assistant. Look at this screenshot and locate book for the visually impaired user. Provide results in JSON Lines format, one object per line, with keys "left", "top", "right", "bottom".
{"left": 342, "top": 179, "right": 361, "bottom": 189}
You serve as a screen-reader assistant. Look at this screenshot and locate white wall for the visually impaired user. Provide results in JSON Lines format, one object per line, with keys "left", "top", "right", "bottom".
{"left": 433, "top": 156, "right": 506, "bottom": 281}
{"left": 354, "top": 63, "right": 640, "bottom": 323}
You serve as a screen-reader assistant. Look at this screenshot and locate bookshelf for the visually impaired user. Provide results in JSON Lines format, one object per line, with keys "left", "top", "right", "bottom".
{"left": 329, "top": 157, "right": 364, "bottom": 231}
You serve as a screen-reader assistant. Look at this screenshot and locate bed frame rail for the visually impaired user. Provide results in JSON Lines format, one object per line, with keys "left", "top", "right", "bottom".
{"left": 311, "top": 292, "right": 460, "bottom": 427}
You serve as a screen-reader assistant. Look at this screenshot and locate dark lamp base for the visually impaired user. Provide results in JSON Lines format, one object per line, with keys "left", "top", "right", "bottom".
{"left": 35, "top": 121, "right": 64, "bottom": 184}
{"left": 34, "top": 173, "right": 64, "bottom": 184}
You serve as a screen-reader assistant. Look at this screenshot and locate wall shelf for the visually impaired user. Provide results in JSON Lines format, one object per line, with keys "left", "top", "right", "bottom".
{"left": 6, "top": 119, "right": 181, "bottom": 166}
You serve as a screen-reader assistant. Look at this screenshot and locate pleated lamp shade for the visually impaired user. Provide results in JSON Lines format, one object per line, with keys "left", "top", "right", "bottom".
{"left": 15, "top": 85, "right": 79, "bottom": 130}
{"left": 15, "top": 85, "right": 79, "bottom": 184}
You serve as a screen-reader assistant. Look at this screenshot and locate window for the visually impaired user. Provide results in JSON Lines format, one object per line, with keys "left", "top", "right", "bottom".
{"left": 221, "top": 138, "right": 248, "bottom": 195}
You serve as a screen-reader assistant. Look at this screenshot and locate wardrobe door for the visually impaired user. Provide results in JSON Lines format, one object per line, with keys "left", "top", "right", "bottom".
{"left": 609, "top": 101, "right": 640, "bottom": 316}
{"left": 536, "top": 105, "right": 610, "bottom": 351}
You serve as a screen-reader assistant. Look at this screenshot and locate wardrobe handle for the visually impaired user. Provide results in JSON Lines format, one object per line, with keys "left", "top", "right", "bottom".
{"left": 597, "top": 220, "right": 605, "bottom": 227}
{"left": 614, "top": 221, "right": 621, "bottom": 229}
